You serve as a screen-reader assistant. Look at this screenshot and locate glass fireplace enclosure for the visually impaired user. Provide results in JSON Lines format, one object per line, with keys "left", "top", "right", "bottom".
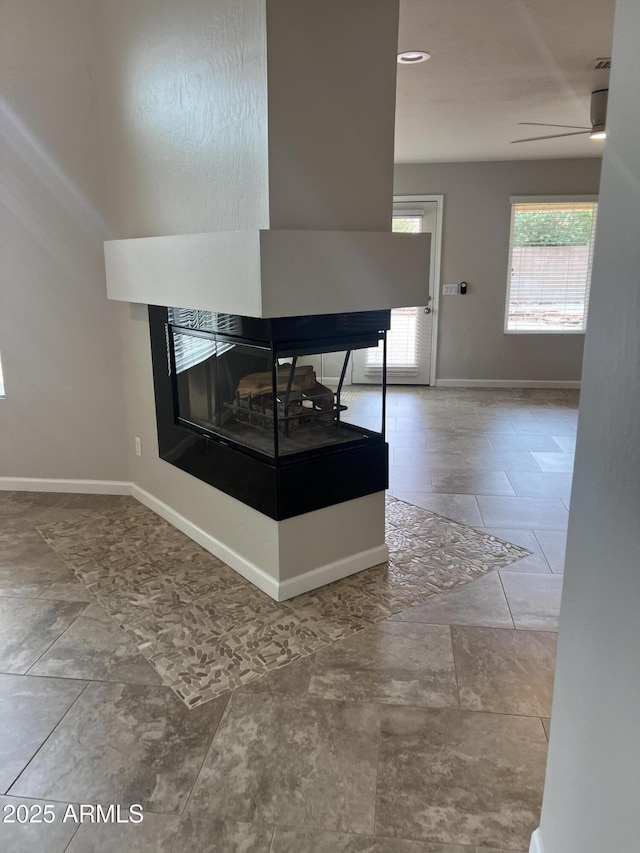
{"left": 149, "top": 307, "right": 390, "bottom": 521}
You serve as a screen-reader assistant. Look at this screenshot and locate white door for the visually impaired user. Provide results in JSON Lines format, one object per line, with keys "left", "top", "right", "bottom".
{"left": 352, "top": 200, "right": 438, "bottom": 385}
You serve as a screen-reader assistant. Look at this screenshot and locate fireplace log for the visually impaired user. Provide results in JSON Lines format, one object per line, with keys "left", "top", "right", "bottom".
{"left": 237, "top": 365, "right": 316, "bottom": 397}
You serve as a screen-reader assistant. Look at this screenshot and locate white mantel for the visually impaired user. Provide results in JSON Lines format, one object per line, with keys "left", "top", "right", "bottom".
{"left": 105, "top": 229, "right": 430, "bottom": 317}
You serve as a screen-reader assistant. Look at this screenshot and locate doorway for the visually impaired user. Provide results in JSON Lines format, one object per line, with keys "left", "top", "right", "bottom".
{"left": 352, "top": 196, "right": 442, "bottom": 385}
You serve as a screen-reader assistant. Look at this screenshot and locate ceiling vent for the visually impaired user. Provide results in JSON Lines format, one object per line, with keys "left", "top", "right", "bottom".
{"left": 589, "top": 58, "right": 611, "bottom": 70}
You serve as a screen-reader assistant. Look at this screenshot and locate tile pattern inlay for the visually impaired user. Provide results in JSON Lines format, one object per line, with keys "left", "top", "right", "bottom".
{"left": 35, "top": 495, "right": 530, "bottom": 707}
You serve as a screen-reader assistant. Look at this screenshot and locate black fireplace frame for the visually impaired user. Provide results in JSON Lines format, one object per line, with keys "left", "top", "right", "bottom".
{"left": 148, "top": 305, "right": 390, "bottom": 521}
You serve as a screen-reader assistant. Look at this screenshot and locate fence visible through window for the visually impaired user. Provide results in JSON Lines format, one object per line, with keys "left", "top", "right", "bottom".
{"left": 505, "top": 200, "right": 598, "bottom": 333}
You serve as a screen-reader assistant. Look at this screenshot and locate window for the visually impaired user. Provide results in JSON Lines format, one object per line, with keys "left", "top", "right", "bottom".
{"left": 0, "top": 353, "right": 4, "bottom": 397}
{"left": 505, "top": 197, "right": 598, "bottom": 333}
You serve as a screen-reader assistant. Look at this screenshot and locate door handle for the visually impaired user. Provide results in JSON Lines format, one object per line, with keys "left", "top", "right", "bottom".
{"left": 424, "top": 306, "right": 432, "bottom": 314}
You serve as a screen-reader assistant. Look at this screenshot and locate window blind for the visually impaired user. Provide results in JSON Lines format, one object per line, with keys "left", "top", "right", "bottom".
{"left": 506, "top": 202, "right": 598, "bottom": 333}
{"left": 172, "top": 331, "right": 221, "bottom": 374}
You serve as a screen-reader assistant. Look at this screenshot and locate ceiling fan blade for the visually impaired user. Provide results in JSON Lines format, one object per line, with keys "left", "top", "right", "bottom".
{"left": 518, "top": 122, "right": 591, "bottom": 130}
{"left": 511, "top": 130, "right": 592, "bottom": 143}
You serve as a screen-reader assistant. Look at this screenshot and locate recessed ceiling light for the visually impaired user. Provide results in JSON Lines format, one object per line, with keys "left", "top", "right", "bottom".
{"left": 397, "top": 50, "right": 431, "bottom": 65}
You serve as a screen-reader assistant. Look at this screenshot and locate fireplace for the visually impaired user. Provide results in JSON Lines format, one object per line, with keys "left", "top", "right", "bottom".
{"left": 149, "top": 305, "right": 390, "bottom": 521}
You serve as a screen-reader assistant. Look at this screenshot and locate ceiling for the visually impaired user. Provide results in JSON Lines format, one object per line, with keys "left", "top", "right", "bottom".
{"left": 395, "top": 0, "right": 616, "bottom": 162}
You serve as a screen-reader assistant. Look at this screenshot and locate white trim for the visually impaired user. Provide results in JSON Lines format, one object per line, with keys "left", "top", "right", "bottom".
{"left": 394, "top": 195, "right": 444, "bottom": 387}
{"left": 131, "top": 485, "right": 281, "bottom": 600}
{"left": 435, "top": 379, "right": 581, "bottom": 389}
{"left": 0, "top": 477, "right": 389, "bottom": 602}
{"left": 132, "top": 486, "right": 388, "bottom": 602}
{"left": 0, "top": 477, "right": 132, "bottom": 494}
{"left": 277, "top": 544, "right": 389, "bottom": 601}
{"left": 529, "top": 827, "right": 544, "bottom": 853}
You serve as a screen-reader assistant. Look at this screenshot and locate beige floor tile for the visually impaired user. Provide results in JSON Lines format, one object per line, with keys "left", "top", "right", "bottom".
{"left": 478, "top": 529, "right": 550, "bottom": 573}
{"left": 388, "top": 469, "right": 434, "bottom": 492}
{"left": 29, "top": 614, "right": 162, "bottom": 685}
{"left": 476, "top": 496, "right": 569, "bottom": 531}
{"left": 236, "top": 655, "right": 315, "bottom": 696}
{"left": 425, "top": 431, "right": 494, "bottom": 452}
{"left": 390, "top": 572, "right": 514, "bottom": 629}
{"left": 530, "top": 452, "right": 575, "bottom": 473}
{"left": 37, "top": 581, "right": 94, "bottom": 601}
{"left": 550, "top": 434, "right": 577, "bottom": 452}
{"left": 271, "top": 828, "right": 469, "bottom": 852}
{"left": 476, "top": 849, "right": 529, "bottom": 853}
{"left": 189, "top": 693, "right": 379, "bottom": 834}
{"left": 505, "top": 472, "right": 573, "bottom": 499}
{"left": 533, "top": 530, "right": 567, "bottom": 573}
{"left": 500, "top": 572, "right": 563, "bottom": 631}
{"left": 452, "top": 626, "right": 556, "bottom": 716}
{"left": 430, "top": 471, "right": 515, "bottom": 497}
{"left": 0, "top": 598, "right": 87, "bottom": 674}
{"left": 375, "top": 707, "right": 547, "bottom": 848}
{"left": 66, "top": 813, "right": 273, "bottom": 853}
{"left": 0, "top": 796, "right": 80, "bottom": 852}
{"left": 308, "top": 622, "right": 458, "bottom": 707}
{"left": 392, "top": 493, "right": 483, "bottom": 528}
{"left": 0, "top": 674, "right": 86, "bottom": 793}
{"left": 393, "top": 449, "right": 466, "bottom": 470}
{"left": 10, "top": 682, "right": 229, "bottom": 813}
{"left": 486, "top": 433, "right": 564, "bottom": 452}
{"left": 458, "top": 450, "right": 542, "bottom": 473}
{"left": 513, "top": 420, "right": 576, "bottom": 436}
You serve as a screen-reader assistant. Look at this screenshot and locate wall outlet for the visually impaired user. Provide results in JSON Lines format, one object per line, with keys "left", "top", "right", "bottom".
{"left": 134, "top": 436, "right": 142, "bottom": 457}
{"left": 442, "top": 284, "right": 459, "bottom": 295}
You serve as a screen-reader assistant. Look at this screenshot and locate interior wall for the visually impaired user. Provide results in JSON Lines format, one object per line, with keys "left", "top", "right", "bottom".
{"left": 91, "top": 0, "right": 270, "bottom": 237}
{"left": 91, "top": 0, "right": 277, "bottom": 553}
{"left": 0, "top": 0, "right": 127, "bottom": 481}
{"left": 393, "top": 158, "right": 602, "bottom": 383}
{"left": 537, "top": 0, "right": 640, "bottom": 849}
{"left": 266, "top": 0, "right": 398, "bottom": 231}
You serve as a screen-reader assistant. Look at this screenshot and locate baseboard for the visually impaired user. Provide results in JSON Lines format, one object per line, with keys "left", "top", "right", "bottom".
{"left": 277, "top": 543, "right": 389, "bottom": 601}
{"left": 131, "top": 484, "right": 282, "bottom": 600}
{"left": 0, "top": 477, "right": 132, "bottom": 495}
{"left": 132, "top": 485, "right": 388, "bottom": 601}
{"left": 0, "top": 476, "right": 389, "bottom": 601}
{"left": 529, "top": 828, "right": 544, "bottom": 853}
{"left": 435, "top": 379, "right": 581, "bottom": 389}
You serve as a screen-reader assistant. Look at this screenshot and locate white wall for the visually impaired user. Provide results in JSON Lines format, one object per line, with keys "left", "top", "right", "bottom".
{"left": 537, "top": 0, "right": 640, "bottom": 849}
{"left": 0, "top": 0, "right": 127, "bottom": 481}
{"left": 91, "top": 0, "right": 270, "bottom": 238}
{"left": 91, "top": 0, "right": 276, "bottom": 558}
{"left": 394, "top": 159, "right": 602, "bottom": 383}
{"left": 266, "top": 0, "right": 398, "bottom": 231}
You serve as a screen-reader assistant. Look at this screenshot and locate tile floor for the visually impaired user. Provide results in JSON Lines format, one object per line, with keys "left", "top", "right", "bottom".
{"left": 0, "top": 388, "right": 576, "bottom": 852}
{"left": 32, "top": 496, "right": 528, "bottom": 708}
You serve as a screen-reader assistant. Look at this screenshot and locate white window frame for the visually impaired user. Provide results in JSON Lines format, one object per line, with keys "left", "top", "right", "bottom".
{"left": 504, "top": 194, "right": 598, "bottom": 335}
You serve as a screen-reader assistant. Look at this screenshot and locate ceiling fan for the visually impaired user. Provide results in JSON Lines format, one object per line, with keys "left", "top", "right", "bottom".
{"left": 511, "top": 88, "right": 608, "bottom": 144}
